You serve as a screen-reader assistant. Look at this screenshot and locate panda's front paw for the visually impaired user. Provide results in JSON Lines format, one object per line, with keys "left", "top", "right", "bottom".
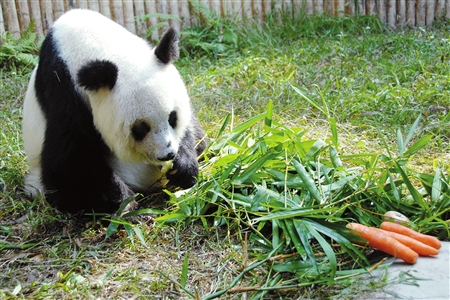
{"left": 166, "top": 157, "right": 199, "bottom": 189}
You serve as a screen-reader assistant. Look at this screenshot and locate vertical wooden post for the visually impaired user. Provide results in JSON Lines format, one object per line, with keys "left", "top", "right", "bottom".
{"left": 366, "top": 0, "right": 376, "bottom": 16}
{"left": 53, "top": 0, "right": 66, "bottom": 21}
{"left": 0, "top": 3, "right": 5, "bottom": 41}
{"left": 337, "top": 0, "right": 346, "bottom": 17}
{"left": 357, "top": 0, "right": 366, "bottom": 15}
{"left": 386, "top": 0, "right": 396, "bottom": 28}
{"left": 40, "top": 0, "right": 54, "bottom": 34}
{"left": 406, "top": 0, "right": 416, "bottom": 27}
{"left": 446, "top": 0, "right": 450, "bottom": 19}
{"left": 396, "top": 0, "right": 406, "bottom": 27}
{"left": 134, "top": 0, "right": 147, "bottom": 36}
{"left": 123, "top": 0, "right": 137, "bottom": 34}
{"left": 16, "top": 0, "right": 31, "bottom": 32}
{"left": 99, "top": 0, "right": 112, "bottom": 19}
{"left": 179, "top": 1, "right": 190, "bottom": 28}
{"left": 377, "top": 0, "right": 386, "bottom": 24}
{"left": 29, "top": 1, "right": 44, "bottom": 37}
{"left": 426, "top": 0, "right": 436, "bottom": 25}
{"left": 144, "top": 0, "right": 159, "bottom": 40}
{"left": 3, "top": 0, "right": 21, "bottom": 38}
{"left": 87, "top": 0, "right": 100, "bottom": 12}
{"left": 253, "top": 0, "right": 264, "bottom": 23}
{"left": 314, "top": 0, "right": 323, "bottom": 15}
{"left": 111, "top": 0, "right": 125, "bottom": 27}
{"left": 416, "top": 0, "right": 426, "bottom": 26}
{"left": 436, "top": 0, "right": 446, "bottom": 19}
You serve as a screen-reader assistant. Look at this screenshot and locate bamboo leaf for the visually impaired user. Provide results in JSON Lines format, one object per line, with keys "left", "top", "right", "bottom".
{"left": 395, "top": 162, "right": 430, "bottom": 212}
{"left": 402, "top": 135, "right": 433, "bottom": 157}
{"left": 292, "top": 219, "right": 317, "bottom": 269}
{"left": 329, "top": 117, "right": 338, "bottom": 148}
{"left": 232, "top": 152, "right": 278, "bottom": 184}
{"left": 264, "top": 100, "right": 273, "bottom": 131}
{"left": 431, "top": 167, "right": 442, "bottom": 203}
{"left": 404, "top": 114, "right": 422, "bottom": 148}
{"left": 133, "top": 227, "right": 148, "bottom": 247}
{"left": 105, "top": 221, "right": 120, "bottom": 239}
{"left": 180, "top": 251, "right": 189, "bottom": 288}
{"left": 293, "top": 159, "right": 323, "bottom": 203}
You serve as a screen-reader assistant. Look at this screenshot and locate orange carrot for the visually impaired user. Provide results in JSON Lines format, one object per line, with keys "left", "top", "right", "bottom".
{"left": 380, "top": 222, "right": 442, "bottom": 250}
{"left": 381, "top": 230, "right": 439, "bottom": 256}
{"left": 347, "top": 223, "right": 419, "bottom": 264}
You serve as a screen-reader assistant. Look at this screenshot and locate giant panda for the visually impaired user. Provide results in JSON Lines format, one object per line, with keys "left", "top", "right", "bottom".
{"left": 22, "top": 9, "right": 206, "bottom": 213}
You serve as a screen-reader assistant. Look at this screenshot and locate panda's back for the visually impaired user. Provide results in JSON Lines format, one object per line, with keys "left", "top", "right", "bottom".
{"left": 50, "top": 9, "right": 154, "bottom": 80}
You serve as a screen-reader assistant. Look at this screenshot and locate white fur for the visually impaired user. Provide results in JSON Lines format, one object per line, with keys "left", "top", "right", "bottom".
{"left": 22, "top": 68, "right": 45, "bottom": 195}
{"left": 52, "top": 9, "right": 192, "bottom": 164}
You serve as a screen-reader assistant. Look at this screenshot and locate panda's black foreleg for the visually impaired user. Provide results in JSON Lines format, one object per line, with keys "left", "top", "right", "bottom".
{"left": 166, "top": 127, "right": 202, "bottom": 189}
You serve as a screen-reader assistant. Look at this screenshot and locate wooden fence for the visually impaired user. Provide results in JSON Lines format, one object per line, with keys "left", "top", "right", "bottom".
{"left": 1, "top": 1, "right": 450, "bottom": 40}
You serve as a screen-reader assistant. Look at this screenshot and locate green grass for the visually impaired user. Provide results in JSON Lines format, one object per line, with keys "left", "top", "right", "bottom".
{"left": 1, "top": 11, "right": 449, "bottom": 299}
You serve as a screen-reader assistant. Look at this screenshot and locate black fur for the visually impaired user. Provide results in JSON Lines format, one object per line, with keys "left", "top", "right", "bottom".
{"left": 166, "top": 115, "right": 206, "bottom": 189}
{"left": 77, "top": 60, "right": 118, "bottom": 91}
{"left": 154, "top": 28, "right": 179, "bottom": 64}
{"left": 34, "top": 31, "right": 132, "bottom": 213}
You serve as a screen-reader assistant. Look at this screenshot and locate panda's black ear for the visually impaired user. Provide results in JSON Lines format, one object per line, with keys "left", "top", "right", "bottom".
{"left": 77, "top": 60, "right": 118, "bottom": 91}
{"left": 154, "top": 28, "right": 179, "bottom": 64}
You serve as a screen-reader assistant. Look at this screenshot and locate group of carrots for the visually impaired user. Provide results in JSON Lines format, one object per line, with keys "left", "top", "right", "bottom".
{"left": 347, "top": 222, "right": 442, "bottom": 264}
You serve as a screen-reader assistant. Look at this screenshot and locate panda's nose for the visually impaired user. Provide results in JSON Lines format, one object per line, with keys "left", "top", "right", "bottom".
{"left": 158, "top": 152, "right": 175, "bottom": 161}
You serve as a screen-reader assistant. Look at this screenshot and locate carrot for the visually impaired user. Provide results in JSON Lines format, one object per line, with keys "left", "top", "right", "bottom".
{"left": 347, "top": 223, "right": 418, "bottom": 264}
{"left": 381, "top": 230, "right": 439, "bottom": 256}
{"left": 380, "top": 222, "right": 442, "bottom": 250}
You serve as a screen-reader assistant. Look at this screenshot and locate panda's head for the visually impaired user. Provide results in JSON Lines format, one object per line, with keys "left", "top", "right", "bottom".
{"left": 76, "top": 29, "right": 191, "bottom": 165}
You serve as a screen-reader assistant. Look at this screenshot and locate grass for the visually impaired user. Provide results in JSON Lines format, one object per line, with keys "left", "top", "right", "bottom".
{"left": 1, "top": 11, "right": 450, "bottom": 299}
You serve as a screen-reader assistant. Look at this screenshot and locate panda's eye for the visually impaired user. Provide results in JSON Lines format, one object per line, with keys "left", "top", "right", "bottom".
{"left": 131, "top": 120, "right": 150, "bottom": 141}
{"left": 169, "top": 110, "right": 177, "bottom": 128}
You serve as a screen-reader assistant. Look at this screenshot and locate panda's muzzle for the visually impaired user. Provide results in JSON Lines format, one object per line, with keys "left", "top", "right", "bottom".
{"left": 158, "top": 151, "right": 176, "bottom": 162}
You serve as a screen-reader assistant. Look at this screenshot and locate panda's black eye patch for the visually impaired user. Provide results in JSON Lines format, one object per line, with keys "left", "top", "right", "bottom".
{"left": 169, "top": 110, "right": 177, "bottom": 128}
{"left": 131, "top": 120, "right": 150, "bottom": 141}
